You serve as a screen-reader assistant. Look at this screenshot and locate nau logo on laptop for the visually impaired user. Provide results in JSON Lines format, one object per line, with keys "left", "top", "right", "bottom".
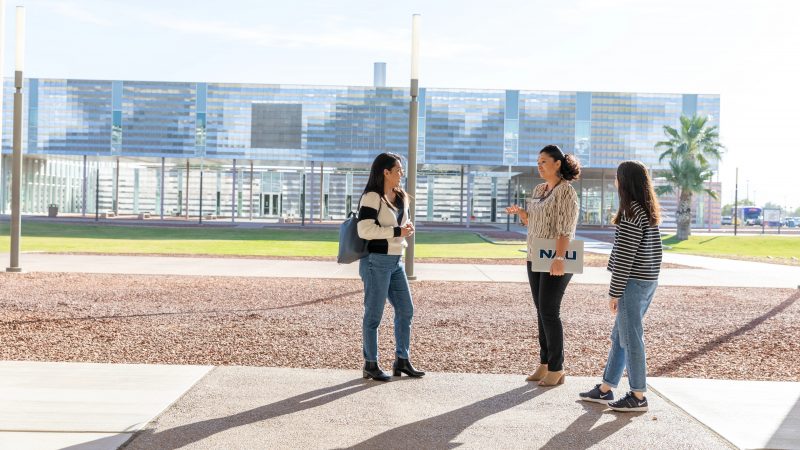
{"left": 539, "top": 249, "right": 579, "bottom": 261}
{"left": 529, "top": 238, "right": 585, "bottom": 274}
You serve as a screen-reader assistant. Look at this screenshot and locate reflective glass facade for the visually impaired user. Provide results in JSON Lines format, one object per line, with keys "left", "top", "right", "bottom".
{"left": 0, "top": 78, "right": 720, "bottom": 225}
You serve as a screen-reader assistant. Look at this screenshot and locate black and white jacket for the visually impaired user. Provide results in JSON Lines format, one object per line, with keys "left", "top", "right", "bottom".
{"left": 356, "top": 191, "right": 409, "bottom": 255}
{"left": 607, "top": 201, "right": 663, "bottom": 298}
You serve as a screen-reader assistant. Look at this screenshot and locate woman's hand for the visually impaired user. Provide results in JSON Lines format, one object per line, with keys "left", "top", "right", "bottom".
{"left": 400, "top": 222, "right": 415, "bottom": 237}
{"left": 505, "top": 205, "right": 528, "bottom": 226}
{"left": 549, "top": 258, "right": 565, "bottom": 276}
{"left": 608, "top": 298, "right": 618, "bottom": 315}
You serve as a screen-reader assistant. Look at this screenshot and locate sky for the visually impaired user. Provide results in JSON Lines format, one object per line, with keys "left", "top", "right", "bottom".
{"left": 2, "top": 0, "right": 798, "bottom": 210}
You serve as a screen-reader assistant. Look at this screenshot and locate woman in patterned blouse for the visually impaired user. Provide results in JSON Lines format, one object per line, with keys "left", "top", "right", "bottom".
{"left": 506, "top": 145, "right": 580, "bottom": 387}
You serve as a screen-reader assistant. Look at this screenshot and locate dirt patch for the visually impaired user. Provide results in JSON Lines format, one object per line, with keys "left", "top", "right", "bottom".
{"left": 1, "top": 273, "right": 795, "bottom": 381}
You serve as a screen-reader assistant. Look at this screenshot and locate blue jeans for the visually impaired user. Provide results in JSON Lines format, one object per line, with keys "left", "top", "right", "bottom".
{"left": 602, "top": 278, "right": 658, "bottom": 393}
{"left": 359, "top": 253, "right": 414, "bottom": 362}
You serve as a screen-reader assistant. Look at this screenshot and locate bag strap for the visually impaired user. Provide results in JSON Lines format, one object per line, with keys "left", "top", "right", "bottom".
{"left": 351, "top": 192, "right": 381, "bottom": 219}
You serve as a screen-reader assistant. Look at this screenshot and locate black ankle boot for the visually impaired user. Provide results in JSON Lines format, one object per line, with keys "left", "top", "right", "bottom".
{"left": 393, "top": 357, "right": 425, "bottom": 377}
{"left": 362, "top": 361, "right": 391, "bottom": 381}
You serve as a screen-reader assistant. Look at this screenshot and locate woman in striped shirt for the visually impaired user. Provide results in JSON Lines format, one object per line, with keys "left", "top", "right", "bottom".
{"left": 507, "top": 145, "right": 580, "bottom": 387}
{"left": 579, "top": 160, "right": 662, "bottom": 412}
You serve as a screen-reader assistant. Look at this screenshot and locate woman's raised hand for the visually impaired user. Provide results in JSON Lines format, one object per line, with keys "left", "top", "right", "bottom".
{"left": 505, "top": 205, "right": 522, "bottom": 215}
{"left": 506, "top": 204, "right": 528, "bottom": 226}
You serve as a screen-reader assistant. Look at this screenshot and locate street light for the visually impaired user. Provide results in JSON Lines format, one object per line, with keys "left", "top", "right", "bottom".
{"left": 405, "top": 14, "right": 420, "bottom": 281}
{"left": 7, "top": 6, "right": 25, "bottom": 273}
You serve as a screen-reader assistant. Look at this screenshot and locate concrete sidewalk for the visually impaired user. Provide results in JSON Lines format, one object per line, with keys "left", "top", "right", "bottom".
{"left": 126, "top": 367, "right": 735, "bottom": 450}
{"left": 582, "top": 237, "right": 799, "bottom": 271}
{"left": 3, "top": 362, "right": 798, "bottom": 449}
{"left": 0, "top": 361, "right": 211, "bottom": 450}
{"left": 5, "top": 252, "right": 800, "bottom": 289}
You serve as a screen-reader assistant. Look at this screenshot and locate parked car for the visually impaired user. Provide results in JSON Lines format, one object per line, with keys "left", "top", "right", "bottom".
{"left": 787, "top": 218, "right": 797, "bottom": 228}
{"left": 721, "top": 215, "right": 732, "bottom": 225}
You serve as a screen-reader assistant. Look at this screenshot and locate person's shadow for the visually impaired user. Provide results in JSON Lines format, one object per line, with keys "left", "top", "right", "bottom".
{"left": 343, "top": 383, "right": 542, "bottom": 449}
{"left": 541, "top": 401, "right": 639, "bottom": 449}
{"left": 126, "top": 377, "right": 379, "bottom": 450}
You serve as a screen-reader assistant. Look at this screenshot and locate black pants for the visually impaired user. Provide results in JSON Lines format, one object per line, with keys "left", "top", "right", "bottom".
{"left": 526, "top": 262, "right": 573, "bottom": 371}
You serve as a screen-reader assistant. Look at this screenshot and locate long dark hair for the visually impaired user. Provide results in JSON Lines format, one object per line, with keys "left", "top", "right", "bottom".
{"left": 363, "top": 152, "right": 406, "bottom": 207}
{"left": 539, "top": 145, "right": 581, "bottom": 181}
{"left": 612, "top": 160, "right": 661, "bottom": 226}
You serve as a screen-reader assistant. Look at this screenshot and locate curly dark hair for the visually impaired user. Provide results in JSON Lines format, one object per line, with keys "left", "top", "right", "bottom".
{"left": 539, "top": 145, "right": 581, "bottom": 181}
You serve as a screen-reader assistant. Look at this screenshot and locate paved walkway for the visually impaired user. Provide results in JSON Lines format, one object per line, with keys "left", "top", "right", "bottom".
{"left": 0, "top": 361, "right": 211, "bottom": 450}
{"left": 648, "top": 377, "right": 800, "bottom": 449}
{"left": 6, "top": 361, "right": 798, "bottom": 449}
{"left": 5, "top": 251, "right": 800, "bottom": 289}
{"left": 583, "top": 237, "right": 798, "bottom": 270}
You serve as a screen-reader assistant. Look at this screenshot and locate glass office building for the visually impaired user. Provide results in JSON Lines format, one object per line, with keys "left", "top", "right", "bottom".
{"left": 0, "top": 77, "right": 720, "bottom": 226}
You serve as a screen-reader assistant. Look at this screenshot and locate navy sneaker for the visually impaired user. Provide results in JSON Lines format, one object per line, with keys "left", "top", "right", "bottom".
{"left": 608, "top": 391, "right": 648, "bottom": 412}
{"left": 579, "top": 384, "right": 614, "bottom": 404}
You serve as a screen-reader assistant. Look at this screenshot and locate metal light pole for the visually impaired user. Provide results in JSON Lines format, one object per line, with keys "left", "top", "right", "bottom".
{"left": 301, "top": 172, "right": 306, "bottom": 226}
{"left": 114, "top": 157, "right": 120, "bottom": 214}
{"left": 506, "top": 165, "right": 511, "bottom": 231}
{"left": 160, "top": 157, "right": 165, "bottom": 220}
{"left": 746, "top": 179, "right": 749, "bottom": 203}
{"left": 249, "top": 160, "right": 254, "bottom": 220}
{"left": 0, "top": 1, "right": 5, "bottom": 217}
{"left": 7, "top": 7, "right": 25, "bottom": 273}
{"left": 81, "top": 155, "right": 87, "bottom": 216}
{"left": 231, "top": 158, "right": 236, "bottom": 223}
{"left": 199, "top": 160, "right": 204, "bottom": 224}
{"left": 706, "top": 179, "right": 711, "bottom": 232}
{"left": 405, "top": 14, "right": 420, "bottom": 281}
{"left": 94, "top": 157, "right": 100, "bottom": 221}
{"left": 734, "top": 167, "right": 739, "bottom": 236}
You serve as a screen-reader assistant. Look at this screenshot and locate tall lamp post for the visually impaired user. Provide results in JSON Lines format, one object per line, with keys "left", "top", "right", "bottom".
{"left": 733, "top": 167, "right": 738, "bottom": 236}
{"left": 0, "top": 0, "right": 5, "bottom": 217}
{"left": 405, "top": 14, "right": 420, "bottom": 281}
{"left": 7, "top": 6, "right": 25, "bottom": 273}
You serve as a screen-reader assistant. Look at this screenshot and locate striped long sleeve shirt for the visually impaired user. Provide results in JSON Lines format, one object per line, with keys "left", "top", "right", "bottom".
{"left": 606, "top": 201, "right": 662, "bottom": 298}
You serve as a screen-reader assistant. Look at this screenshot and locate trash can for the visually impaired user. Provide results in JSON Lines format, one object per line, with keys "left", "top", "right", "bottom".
{"left": 48, "top": 204, "right": 59, "bottom": 218}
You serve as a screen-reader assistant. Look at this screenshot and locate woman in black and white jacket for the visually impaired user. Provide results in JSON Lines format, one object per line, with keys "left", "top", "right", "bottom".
{"left": 356, "top": 152, "right": 424, "bottom": 381}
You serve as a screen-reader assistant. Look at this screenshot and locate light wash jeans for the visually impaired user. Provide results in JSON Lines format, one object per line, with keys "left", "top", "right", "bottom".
{"left": 602, "top": 278, "right": 658, "bottom": 393}
{"left": 359, "top": 253, "right": 414, "bottom": 362}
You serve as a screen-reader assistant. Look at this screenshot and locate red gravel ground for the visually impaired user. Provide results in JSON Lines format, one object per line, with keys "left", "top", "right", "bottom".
{"left": 0, "top": 273, "right": 797, "bottom": 381}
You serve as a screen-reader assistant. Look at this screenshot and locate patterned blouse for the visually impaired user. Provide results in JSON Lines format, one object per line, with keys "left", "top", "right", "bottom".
{"left": 525, "top": 181, "right": 579, "bottom": 255}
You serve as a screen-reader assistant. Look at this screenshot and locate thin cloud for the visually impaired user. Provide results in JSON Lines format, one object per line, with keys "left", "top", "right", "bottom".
{"left": 140, "top": 14, "right": 488, "bottom": 59}
{"left": 48, "top": 1, "right": 113, "bottom": 27}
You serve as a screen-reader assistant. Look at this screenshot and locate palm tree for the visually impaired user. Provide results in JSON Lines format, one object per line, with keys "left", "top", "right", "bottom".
{"left": 655, "top": 115, "right": 724, "bottom": 241}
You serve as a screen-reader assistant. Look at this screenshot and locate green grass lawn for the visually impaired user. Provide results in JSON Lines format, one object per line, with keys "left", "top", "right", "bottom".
{"left": 663, "top": 234, "right": 800, "bottom": 260}
{"left": 0, "top": 222, "right": 525, "bottom": 259}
